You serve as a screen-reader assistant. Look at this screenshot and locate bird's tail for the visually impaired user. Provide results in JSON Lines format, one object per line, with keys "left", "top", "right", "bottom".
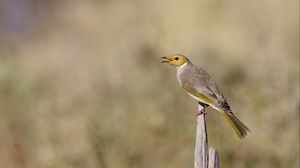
{"left": 222, "top": 111, "right": 250, "bottom": 139}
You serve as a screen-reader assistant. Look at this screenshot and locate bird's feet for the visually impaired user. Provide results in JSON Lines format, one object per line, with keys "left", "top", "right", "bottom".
{"left": 197, "top": 109, "right": 207, "bottom": 116}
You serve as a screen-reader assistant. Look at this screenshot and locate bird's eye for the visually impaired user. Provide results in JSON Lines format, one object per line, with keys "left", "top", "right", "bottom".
{"left": 175, "top": 57, "right": 179, "bottom": 60}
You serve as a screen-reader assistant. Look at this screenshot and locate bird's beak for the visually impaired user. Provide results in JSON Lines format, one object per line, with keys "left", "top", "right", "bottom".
{"left": 161, "top": 56, "right": 171, "bottom": 63}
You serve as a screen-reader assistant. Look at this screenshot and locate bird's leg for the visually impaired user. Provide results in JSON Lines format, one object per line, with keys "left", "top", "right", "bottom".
{"left": 197, "top": 102, "right": 209, "bottom": 116}
{"left": 197, "top": 108, "right": 207, "bottom": 116}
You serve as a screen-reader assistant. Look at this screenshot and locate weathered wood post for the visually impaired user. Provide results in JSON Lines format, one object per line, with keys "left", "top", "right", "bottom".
{"left": 194, "top": 105, "right": 219, "bottom": 168}
{"left": 209, "top": 148, "right": 219, "bottom": 168}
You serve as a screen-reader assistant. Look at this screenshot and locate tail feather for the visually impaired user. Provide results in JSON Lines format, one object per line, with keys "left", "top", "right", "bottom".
{"left": 222, "top": 111, "right": 250, "bottom": 139}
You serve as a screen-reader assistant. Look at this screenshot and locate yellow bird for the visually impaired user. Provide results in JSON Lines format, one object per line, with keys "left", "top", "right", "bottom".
{"left": 161, "top": 54, "right": 250, "bottom": 139}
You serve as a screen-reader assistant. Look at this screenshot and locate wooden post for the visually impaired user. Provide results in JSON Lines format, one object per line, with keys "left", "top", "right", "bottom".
{"left": 209, "top": 148, "right": 219, "bottom": 168}
{"left": 194, "top": 105, "right": 219, "bottom": 168}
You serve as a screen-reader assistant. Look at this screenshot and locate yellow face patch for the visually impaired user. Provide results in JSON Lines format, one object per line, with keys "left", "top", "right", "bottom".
{"left": 161, "top": 54, "right": 188, "bottom": 66}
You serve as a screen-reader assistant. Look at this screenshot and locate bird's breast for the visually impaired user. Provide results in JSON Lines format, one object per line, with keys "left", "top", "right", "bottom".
{"left": 176, "top": 63, "right": 188, "bottom": 86}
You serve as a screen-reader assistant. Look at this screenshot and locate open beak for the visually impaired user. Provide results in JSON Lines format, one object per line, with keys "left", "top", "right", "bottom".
{"left": 161, "top": 56, "right": 171, "bottom": 63}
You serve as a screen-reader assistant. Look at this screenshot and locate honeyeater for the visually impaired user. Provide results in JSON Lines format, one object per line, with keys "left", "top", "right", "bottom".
{"left": 161, "top": 54, "right": 250, "bottom": 139}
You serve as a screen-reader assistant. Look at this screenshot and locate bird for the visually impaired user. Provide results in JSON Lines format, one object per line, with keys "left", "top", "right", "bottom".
{"left": 161, "top": 54, "right": 250, "bottom": 139}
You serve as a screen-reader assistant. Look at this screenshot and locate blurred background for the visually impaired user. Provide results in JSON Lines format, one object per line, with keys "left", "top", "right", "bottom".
{"left": 0, "top": 0, "right": 299, "bottom": 168}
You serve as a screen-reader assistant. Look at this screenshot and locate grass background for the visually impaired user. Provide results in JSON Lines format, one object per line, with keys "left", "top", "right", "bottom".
{"left": 0, "top": 0, "right": 299, "bottom": 167}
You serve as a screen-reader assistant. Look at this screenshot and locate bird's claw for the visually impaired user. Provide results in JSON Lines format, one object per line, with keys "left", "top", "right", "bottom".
{"left": 197, "top": 109, "right": 207, "bottom": 116}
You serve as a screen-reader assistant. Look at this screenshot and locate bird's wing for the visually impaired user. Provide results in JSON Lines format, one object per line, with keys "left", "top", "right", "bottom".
{"left": 180, "top": 65, "right": 225, "bottom": 106}
{"left": 182, "top": 86, "right": 217, "bottom": 105}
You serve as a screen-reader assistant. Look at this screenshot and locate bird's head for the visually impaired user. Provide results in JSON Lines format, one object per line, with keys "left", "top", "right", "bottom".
{"left": 161, "top": 54, "right": 190, "bottom": 67}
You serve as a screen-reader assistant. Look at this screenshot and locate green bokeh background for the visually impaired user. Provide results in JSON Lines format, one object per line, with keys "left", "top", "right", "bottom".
{"left": 0, "top": 0, "right": 299, "bottom": 168}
